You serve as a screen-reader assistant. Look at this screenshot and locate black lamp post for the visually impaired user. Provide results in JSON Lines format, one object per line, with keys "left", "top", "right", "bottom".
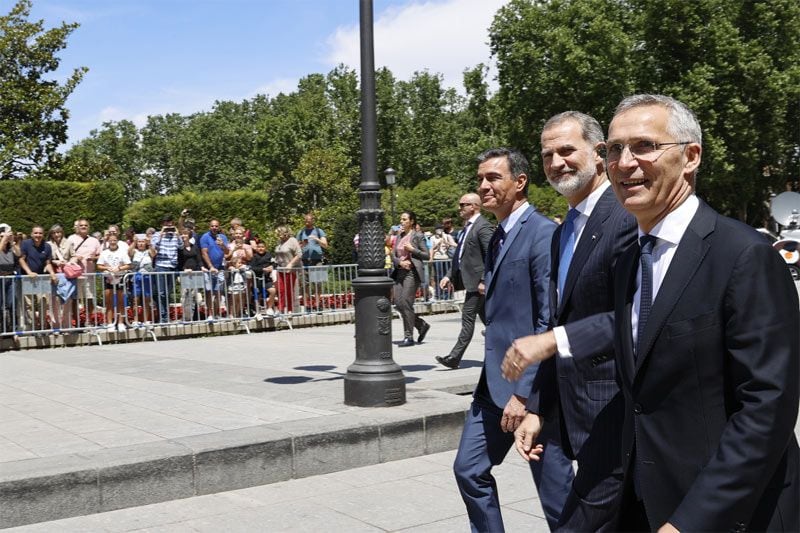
{"left": 384, "top": 167, "right": 397, "bottom": 224}
{"left": 344, "top": 0, "right": 406, "bottom": 407}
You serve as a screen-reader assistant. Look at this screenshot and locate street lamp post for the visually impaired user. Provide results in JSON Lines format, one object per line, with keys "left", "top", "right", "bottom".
{"left": 384, "top": 167, "right": 396, "bottom": 224}
{"left": 344, "top": 0, "right": 406, "bottom": 407}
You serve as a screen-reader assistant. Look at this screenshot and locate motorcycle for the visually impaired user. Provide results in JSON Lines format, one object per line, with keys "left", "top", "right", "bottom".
{"left": 767, "top": 191, "right": 800, "bottom": 281}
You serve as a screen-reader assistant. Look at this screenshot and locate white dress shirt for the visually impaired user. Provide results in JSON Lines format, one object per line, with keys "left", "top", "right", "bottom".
{"left": 630, "top": 194, "right": 699, "bottom": 348}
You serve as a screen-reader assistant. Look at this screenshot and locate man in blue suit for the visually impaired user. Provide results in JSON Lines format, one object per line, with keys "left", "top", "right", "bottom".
{"left": 453, "top": 148, "right": 574, "bottom": 532}
{"left": 504, "top": 112, "right": 637, "bottom": 530}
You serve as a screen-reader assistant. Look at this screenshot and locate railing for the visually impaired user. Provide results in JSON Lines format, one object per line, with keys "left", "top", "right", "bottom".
{"left": 0, "top": 259, "right": 459, "bottom": 347}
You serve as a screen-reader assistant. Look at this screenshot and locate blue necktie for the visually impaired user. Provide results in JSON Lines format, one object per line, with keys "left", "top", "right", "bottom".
{"left": 557, "top": 209, "right": 580, "bottom": 299}
{"left": 451, "top": 221, "right": 471, "bottom": 273}
{"left": 636, "top": 235, "right": 657, "bottom": 357}
{"left": 487, "top": 225, "right": 505, "bottom": 272}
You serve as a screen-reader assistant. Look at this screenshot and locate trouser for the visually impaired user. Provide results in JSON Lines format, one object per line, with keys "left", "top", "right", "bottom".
{"left": 393, "top": 269, "right": 425, "bottom": 338}
{"left": 448, "top": 290, "right": 484, "bottom": 362}
{"left": 154, "top": 267, "right": 176, "bottom": 323}
{"left": 453, "top": 399, "right": 574, "bottom": 532}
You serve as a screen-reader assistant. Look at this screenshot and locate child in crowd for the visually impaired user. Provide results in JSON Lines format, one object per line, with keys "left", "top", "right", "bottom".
{"left": 250, "top": 240, "right": 277, "bottom": 318}
{"left": 129, "top": 235, "right": 154, "bottom": 326}
{"left": 96, "top": 235, "right": 130, "bottom": 332}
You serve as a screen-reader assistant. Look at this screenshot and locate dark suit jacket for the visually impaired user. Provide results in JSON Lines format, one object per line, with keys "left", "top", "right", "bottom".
{"left": 446, "top": 214, "right": 493, "bottom": 292}
{"left": 527, "top": 187, "right": 637, "bottom": 473}
{"left": 480, "top": 204, "right": 555, "bottom": 409}
{"left": 594, "top": 199, "right": 799, "bottom": 531}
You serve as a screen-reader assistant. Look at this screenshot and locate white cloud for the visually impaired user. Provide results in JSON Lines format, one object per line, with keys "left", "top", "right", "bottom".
{"left": 325, "top": 0, "right": 505, "bottom": 91}
{"left": 250, "top": 78, "right": 303, "bottom": 99}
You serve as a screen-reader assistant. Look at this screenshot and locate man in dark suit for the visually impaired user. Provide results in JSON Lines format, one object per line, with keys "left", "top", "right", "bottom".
{"left": 506, "top": 95, "right": 800, "bottom": 531}
{"left": 506, "top": 111, "right": 637, "bottom": 530}
{"left": 436, "top": 192, "right": 494, "bottom": 369}
{"left": 453, "top": 148, "right": 574, "bottom": 532}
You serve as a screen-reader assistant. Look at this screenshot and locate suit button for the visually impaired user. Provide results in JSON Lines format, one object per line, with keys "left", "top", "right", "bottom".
{"left": 633, "top": 404, "right": 643, "bottom": 414}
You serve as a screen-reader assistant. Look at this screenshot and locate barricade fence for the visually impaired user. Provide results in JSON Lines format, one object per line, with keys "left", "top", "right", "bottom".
{"left": 0, "top": 259, "right": 459, "bottom": 344}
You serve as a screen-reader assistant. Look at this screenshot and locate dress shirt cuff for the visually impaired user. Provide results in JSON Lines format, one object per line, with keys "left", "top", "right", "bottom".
{"left": 553, "top": 326, "right": 572, "bottom": 358}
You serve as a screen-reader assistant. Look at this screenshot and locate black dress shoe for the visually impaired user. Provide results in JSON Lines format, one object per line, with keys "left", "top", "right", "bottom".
{"left": 435, "top": 355, "right": 459, "bottom": 369}
{"left": 417, "top": 321, "right": 431, "bottom": 343}
{"left": 397, "top": 337, "right": 416, "bottom": 347}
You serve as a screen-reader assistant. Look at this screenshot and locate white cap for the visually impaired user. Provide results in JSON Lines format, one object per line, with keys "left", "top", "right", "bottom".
{"left": 0, "top": 223, "right": 10, "bottom": 233}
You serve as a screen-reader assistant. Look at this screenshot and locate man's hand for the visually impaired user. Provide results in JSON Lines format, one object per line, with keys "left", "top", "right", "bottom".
{"left": 657, "top": 523, "right": 680, "bottom": 533}
{"left": 439, "top": 276, "right": 450, "bottom": 290}
{"left": 502, "top": 330, "right": 558, "bottom": 381}
{"left": 514, "top": 412, "right": 544, "bottom": 462}
{"left": 477, "top": 280, "right": 485, "bottom": 295}
{"left": 501, "top": 394, "right": 527, "bottom": 433}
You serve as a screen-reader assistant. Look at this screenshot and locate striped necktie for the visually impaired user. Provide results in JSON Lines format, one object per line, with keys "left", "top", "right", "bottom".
{"left": 636, "top": 235, "right": 657, "bottom": 357}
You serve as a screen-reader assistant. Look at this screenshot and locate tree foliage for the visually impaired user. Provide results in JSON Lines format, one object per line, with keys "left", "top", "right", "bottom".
{"left": 0, "top": 0, "right": 87, "bottom": 180}
{"left": 490, "top": 0, "right": 800, "bottom": 223}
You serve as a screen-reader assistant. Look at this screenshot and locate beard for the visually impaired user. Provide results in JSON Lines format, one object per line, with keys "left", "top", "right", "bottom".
{"left": 547, "top": 165, "right": 595, "bottom": 197}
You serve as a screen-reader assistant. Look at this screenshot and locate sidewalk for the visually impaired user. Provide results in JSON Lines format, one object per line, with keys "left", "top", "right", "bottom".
{"left": 0, "top": 312, "right": 483, "bottom": 528}
{"left": 5, "top": 450, "right": 550, "bottom": 532}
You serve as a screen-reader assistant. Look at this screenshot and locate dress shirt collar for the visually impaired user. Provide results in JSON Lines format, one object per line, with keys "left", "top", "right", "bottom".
{"left": 500, "top": 201, "right": 530, "bottom": 234}
{"left": 571, "top": 180, "right": 610, "bottom": 219}
{"left": 638, "top": 194, "right": 700, "bottom": 246}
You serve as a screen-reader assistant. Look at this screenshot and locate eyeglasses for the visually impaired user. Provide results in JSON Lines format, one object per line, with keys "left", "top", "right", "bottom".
{"left": 458, "top": 202, "right": 475, "bottom": 208}
{"left": 605, "top": 140, "right": 689, "bottom": 163}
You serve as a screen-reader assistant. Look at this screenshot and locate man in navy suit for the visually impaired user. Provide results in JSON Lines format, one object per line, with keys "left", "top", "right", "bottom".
{"left": 452, "top": 148, "right": 574, "bottom": 532}
{"left": 505, "top": 111, "right": 637, "bottom": 530}
{"left": 505, "top": 95, "right": 799, "bottom": 532}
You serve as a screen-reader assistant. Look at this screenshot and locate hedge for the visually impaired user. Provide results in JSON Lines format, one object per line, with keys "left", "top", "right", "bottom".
{"left": 0, "top": 180, "right": 125, "bottom": 233}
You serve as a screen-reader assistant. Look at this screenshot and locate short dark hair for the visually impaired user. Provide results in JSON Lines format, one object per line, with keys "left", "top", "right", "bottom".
{"left": 477, "top": 147, "right": 530, "bottom": 196}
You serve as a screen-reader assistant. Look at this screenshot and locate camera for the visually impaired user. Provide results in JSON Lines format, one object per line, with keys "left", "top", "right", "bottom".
{"left": 163, "top": 226, "right": 177, "bottom": 233}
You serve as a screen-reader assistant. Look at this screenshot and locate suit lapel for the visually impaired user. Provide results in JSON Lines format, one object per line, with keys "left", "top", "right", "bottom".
{"left": 558, "top": 188, "right": 614, "bottom": 316}
{"left": 634, "top": 201, "right": 715, "bottom": 374}
{"left": 486, "top": 205, "right": 533, "bottom": 296}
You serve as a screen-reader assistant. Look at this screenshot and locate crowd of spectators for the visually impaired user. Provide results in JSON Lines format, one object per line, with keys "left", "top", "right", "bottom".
{"left": 0, "top": 211, "right": 343, "bottom": 334}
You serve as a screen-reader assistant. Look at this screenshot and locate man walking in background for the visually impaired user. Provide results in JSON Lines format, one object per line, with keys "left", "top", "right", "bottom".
{"left": 435, "top": 192, "right": 493, "bottom": 369}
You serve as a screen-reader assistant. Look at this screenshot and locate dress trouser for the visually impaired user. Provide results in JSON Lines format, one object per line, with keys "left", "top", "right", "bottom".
{"left": 454, "top": 399, "right": 574, "bottom": 532}
{"left": 448, "top": 290, "right": 484, "bottom": 362}
{"left": 393, "top": 269, "right": 425, "bottom": 338}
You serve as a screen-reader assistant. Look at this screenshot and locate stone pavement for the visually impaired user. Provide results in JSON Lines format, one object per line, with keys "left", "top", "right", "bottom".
{"left": 5, "top": 450, "right": 550, "bottom": 532}
{"left": 0, "top": 311, "right": 484, "bottom": 528}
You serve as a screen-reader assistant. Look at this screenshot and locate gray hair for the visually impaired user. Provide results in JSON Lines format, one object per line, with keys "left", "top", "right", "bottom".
{"left": 543, "top": 111, "right": 604, "bottom": 147}
{"left": 614, "top": 94, "right": 702, "bottom": 145}
{"left": 476, "top": 147, "right": 530, "bottom": 196}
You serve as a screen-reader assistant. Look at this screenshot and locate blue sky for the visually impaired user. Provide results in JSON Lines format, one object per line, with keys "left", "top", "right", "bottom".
{"left": 12, "top": 0, "right": 506, "bottom": 145}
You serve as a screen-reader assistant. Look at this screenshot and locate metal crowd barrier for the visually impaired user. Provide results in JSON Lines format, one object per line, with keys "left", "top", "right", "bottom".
{"left": 0, "top": 259, "right": 460, "bottom": 347}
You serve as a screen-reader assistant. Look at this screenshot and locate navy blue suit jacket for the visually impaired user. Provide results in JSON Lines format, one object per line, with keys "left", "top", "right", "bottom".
{"left": 599, "top": 199, "right": 799, "bottom": 531}
{"left": 480, "top": 204, "right": 555, "bottom": 409}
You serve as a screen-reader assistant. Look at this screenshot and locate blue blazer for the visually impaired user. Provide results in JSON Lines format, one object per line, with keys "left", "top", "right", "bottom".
{"left": 481, "top": 204, "right": 555, "bottom": 409}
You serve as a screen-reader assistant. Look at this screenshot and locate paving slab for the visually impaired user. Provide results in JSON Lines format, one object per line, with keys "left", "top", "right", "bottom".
{"left": 0, "top": 312, "right": 482, "bottom": 528}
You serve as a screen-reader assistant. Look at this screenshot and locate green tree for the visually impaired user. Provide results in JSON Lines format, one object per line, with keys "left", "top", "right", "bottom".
{"left": 394, "top": 177, "right": 464, "bottom": 227}
{"left": 489, "top": 0, "right": 800, "bottom": 221}
{"left": 0, "top": 0, "right": 87, "bottom": 180}
{"left": 62, "top": 120, "right": 143, "bottom": 203}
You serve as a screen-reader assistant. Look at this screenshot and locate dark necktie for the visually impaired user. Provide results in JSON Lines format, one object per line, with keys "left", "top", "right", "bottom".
{"left": 451, "top": 221, "right": 471, "bottom": 273}
{"left": 487, "top": 224, "right": 505, "bottom": 272}
{"left": 636, "top": 235, "right": 657, "bottom": 357}
{"left": 557, "top": 209, "right": 580, "bottom": 300}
